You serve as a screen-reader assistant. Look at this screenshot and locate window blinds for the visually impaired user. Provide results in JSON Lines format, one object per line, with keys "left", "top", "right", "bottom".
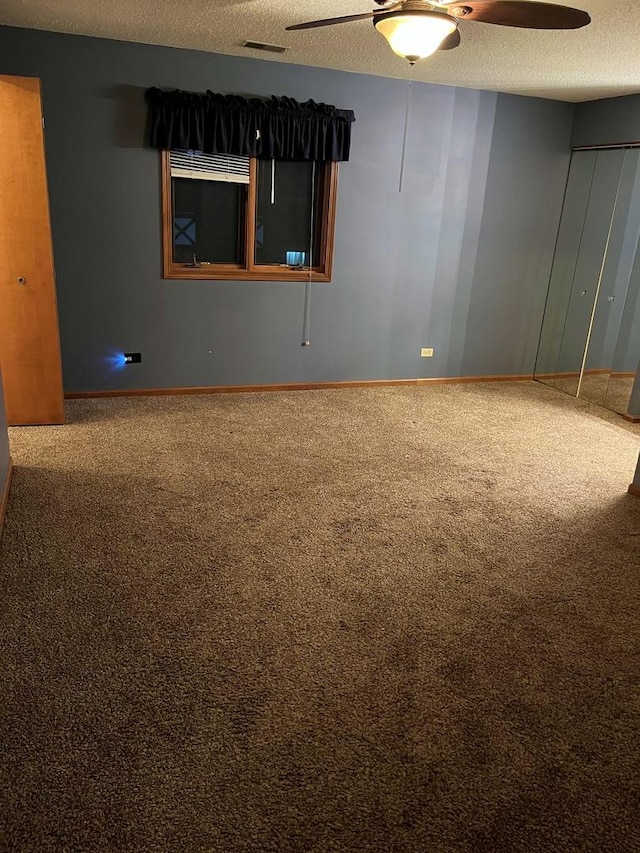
{"left": 169, "top": 150, "right": 250, "bottom": 184}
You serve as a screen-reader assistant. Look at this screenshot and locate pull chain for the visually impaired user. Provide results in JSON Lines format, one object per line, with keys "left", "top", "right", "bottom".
{"left": 271, "top": 158, "right": 275, "bottom": 204}
{"left": 302, "top": 161, "right": 317, "bottom": 346}
{"left": 398, "top": 66, "right": 415, "bottom": 193}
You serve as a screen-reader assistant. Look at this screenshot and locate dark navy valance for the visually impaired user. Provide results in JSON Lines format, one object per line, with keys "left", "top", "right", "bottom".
{"left": 145, "top": 88, "right": 356, "bottom": 162}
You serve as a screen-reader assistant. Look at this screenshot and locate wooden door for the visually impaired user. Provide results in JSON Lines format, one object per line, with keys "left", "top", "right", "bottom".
{"left": 0, "top": 76, "right": 64, "bottom": 425}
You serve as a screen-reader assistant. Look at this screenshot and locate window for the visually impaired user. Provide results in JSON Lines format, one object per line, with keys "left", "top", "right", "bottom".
{"left": 161, "top": 150, "right": 338, "bottom": 281}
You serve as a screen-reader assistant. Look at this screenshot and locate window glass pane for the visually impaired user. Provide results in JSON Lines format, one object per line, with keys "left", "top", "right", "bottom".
{"left": 255, "top": 160, "right": 322, "bottom": 267}
{"left": 172, "top": 177, "right": 245, "bottom": 265}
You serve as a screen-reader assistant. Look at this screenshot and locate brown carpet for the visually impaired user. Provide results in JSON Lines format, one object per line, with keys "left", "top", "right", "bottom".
{"left": 1, "top": 381, "right": 639, "bottom": 852}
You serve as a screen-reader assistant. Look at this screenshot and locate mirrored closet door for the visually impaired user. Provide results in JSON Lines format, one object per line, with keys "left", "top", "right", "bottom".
{"left": 535, "top": 147, "right": 640, "bottom": 416}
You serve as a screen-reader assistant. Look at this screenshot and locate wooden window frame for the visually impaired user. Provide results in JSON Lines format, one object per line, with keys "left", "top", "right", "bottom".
{"left": 161, "top": 151, "right": 338, "bottom": 282}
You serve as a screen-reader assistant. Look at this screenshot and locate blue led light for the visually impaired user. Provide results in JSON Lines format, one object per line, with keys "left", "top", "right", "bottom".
{"left": 103, "top": 353, "right": 127, "bottom": 373}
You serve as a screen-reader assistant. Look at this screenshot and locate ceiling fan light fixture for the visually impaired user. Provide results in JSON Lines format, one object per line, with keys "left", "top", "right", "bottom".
{"left": 374, "top": 10, "right": 457, "bottom": 63}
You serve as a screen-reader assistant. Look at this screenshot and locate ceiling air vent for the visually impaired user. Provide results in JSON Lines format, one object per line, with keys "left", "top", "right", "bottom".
{"left": 243, "top": 41, "right": 288, "bottom": 54}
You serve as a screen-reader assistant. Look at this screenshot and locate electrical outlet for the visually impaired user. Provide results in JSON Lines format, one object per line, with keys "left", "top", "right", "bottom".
{"left": 420, "top": 348, "right": 434, "bottom": 358}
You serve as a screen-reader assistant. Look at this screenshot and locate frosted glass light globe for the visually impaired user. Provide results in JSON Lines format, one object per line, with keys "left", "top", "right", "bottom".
{"left": 375, "top": 12, "right": 457, "bottom": 63}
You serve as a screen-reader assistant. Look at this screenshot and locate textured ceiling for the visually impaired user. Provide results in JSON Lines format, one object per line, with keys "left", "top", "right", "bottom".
{"left": 1, "top": 0, "right": 639, "bottom": 101}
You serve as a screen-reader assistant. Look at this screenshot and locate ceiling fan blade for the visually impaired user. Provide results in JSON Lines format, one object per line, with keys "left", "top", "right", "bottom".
{"left": 449, "top": 1, "right": 590, "bottom": 29}
{"left": 286, "top": 12, "right": 377, "bottom": 31}
{"left": 439, "top": 28, "right": 461, "bottom": 49}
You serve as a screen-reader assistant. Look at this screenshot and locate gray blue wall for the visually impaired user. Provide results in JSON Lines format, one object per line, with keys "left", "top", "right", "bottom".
{"left": 0, "top": 26, "right": 574, "bottom": 393}
{"left": 572, "top": 94, "right": 640, "bottom": 149}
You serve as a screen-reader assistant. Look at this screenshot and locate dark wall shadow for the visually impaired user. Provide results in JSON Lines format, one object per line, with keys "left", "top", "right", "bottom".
{"left": 101, "top": 84, "right": 150, "bottom": 148}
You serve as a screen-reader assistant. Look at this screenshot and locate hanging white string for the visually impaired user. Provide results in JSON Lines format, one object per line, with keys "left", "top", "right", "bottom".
{"left": 302, "top": 161, "right": 317, "bottom": 347}
{"left": 398, "top": 67, "right": 415, "bottom": 193}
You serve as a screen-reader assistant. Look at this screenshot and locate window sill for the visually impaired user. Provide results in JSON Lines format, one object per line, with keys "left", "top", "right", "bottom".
{"left": 164, "top": 266, "right": 332, "bottom": 283}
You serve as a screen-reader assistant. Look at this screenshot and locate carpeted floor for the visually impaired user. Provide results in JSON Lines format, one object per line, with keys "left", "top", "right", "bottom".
{"left": 1, "top": 381, "right": 639, "bottom": 852}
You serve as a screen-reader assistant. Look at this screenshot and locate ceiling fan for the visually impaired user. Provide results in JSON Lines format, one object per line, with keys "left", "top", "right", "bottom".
{"left": 286, "top": 0, "right": 591, "bottom": 64}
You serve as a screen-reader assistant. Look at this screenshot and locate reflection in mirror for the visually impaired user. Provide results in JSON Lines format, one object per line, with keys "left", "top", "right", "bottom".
{"left": 626, "top": 373, "right": 640, "bottom": 419}
{"left": 536, "top": 147, "right": 640, "bottom": 415}
{"left": 603, "top": 222, "right": 640, "bottom": 415}
{"left": 578, "top": 150, "right": 640, "bottom": 408}
{"left": 534, "top": 151, "right": 597, "bottom": 392}
{"left": 555, "top": 150, "right": 625, "bottom": 399}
